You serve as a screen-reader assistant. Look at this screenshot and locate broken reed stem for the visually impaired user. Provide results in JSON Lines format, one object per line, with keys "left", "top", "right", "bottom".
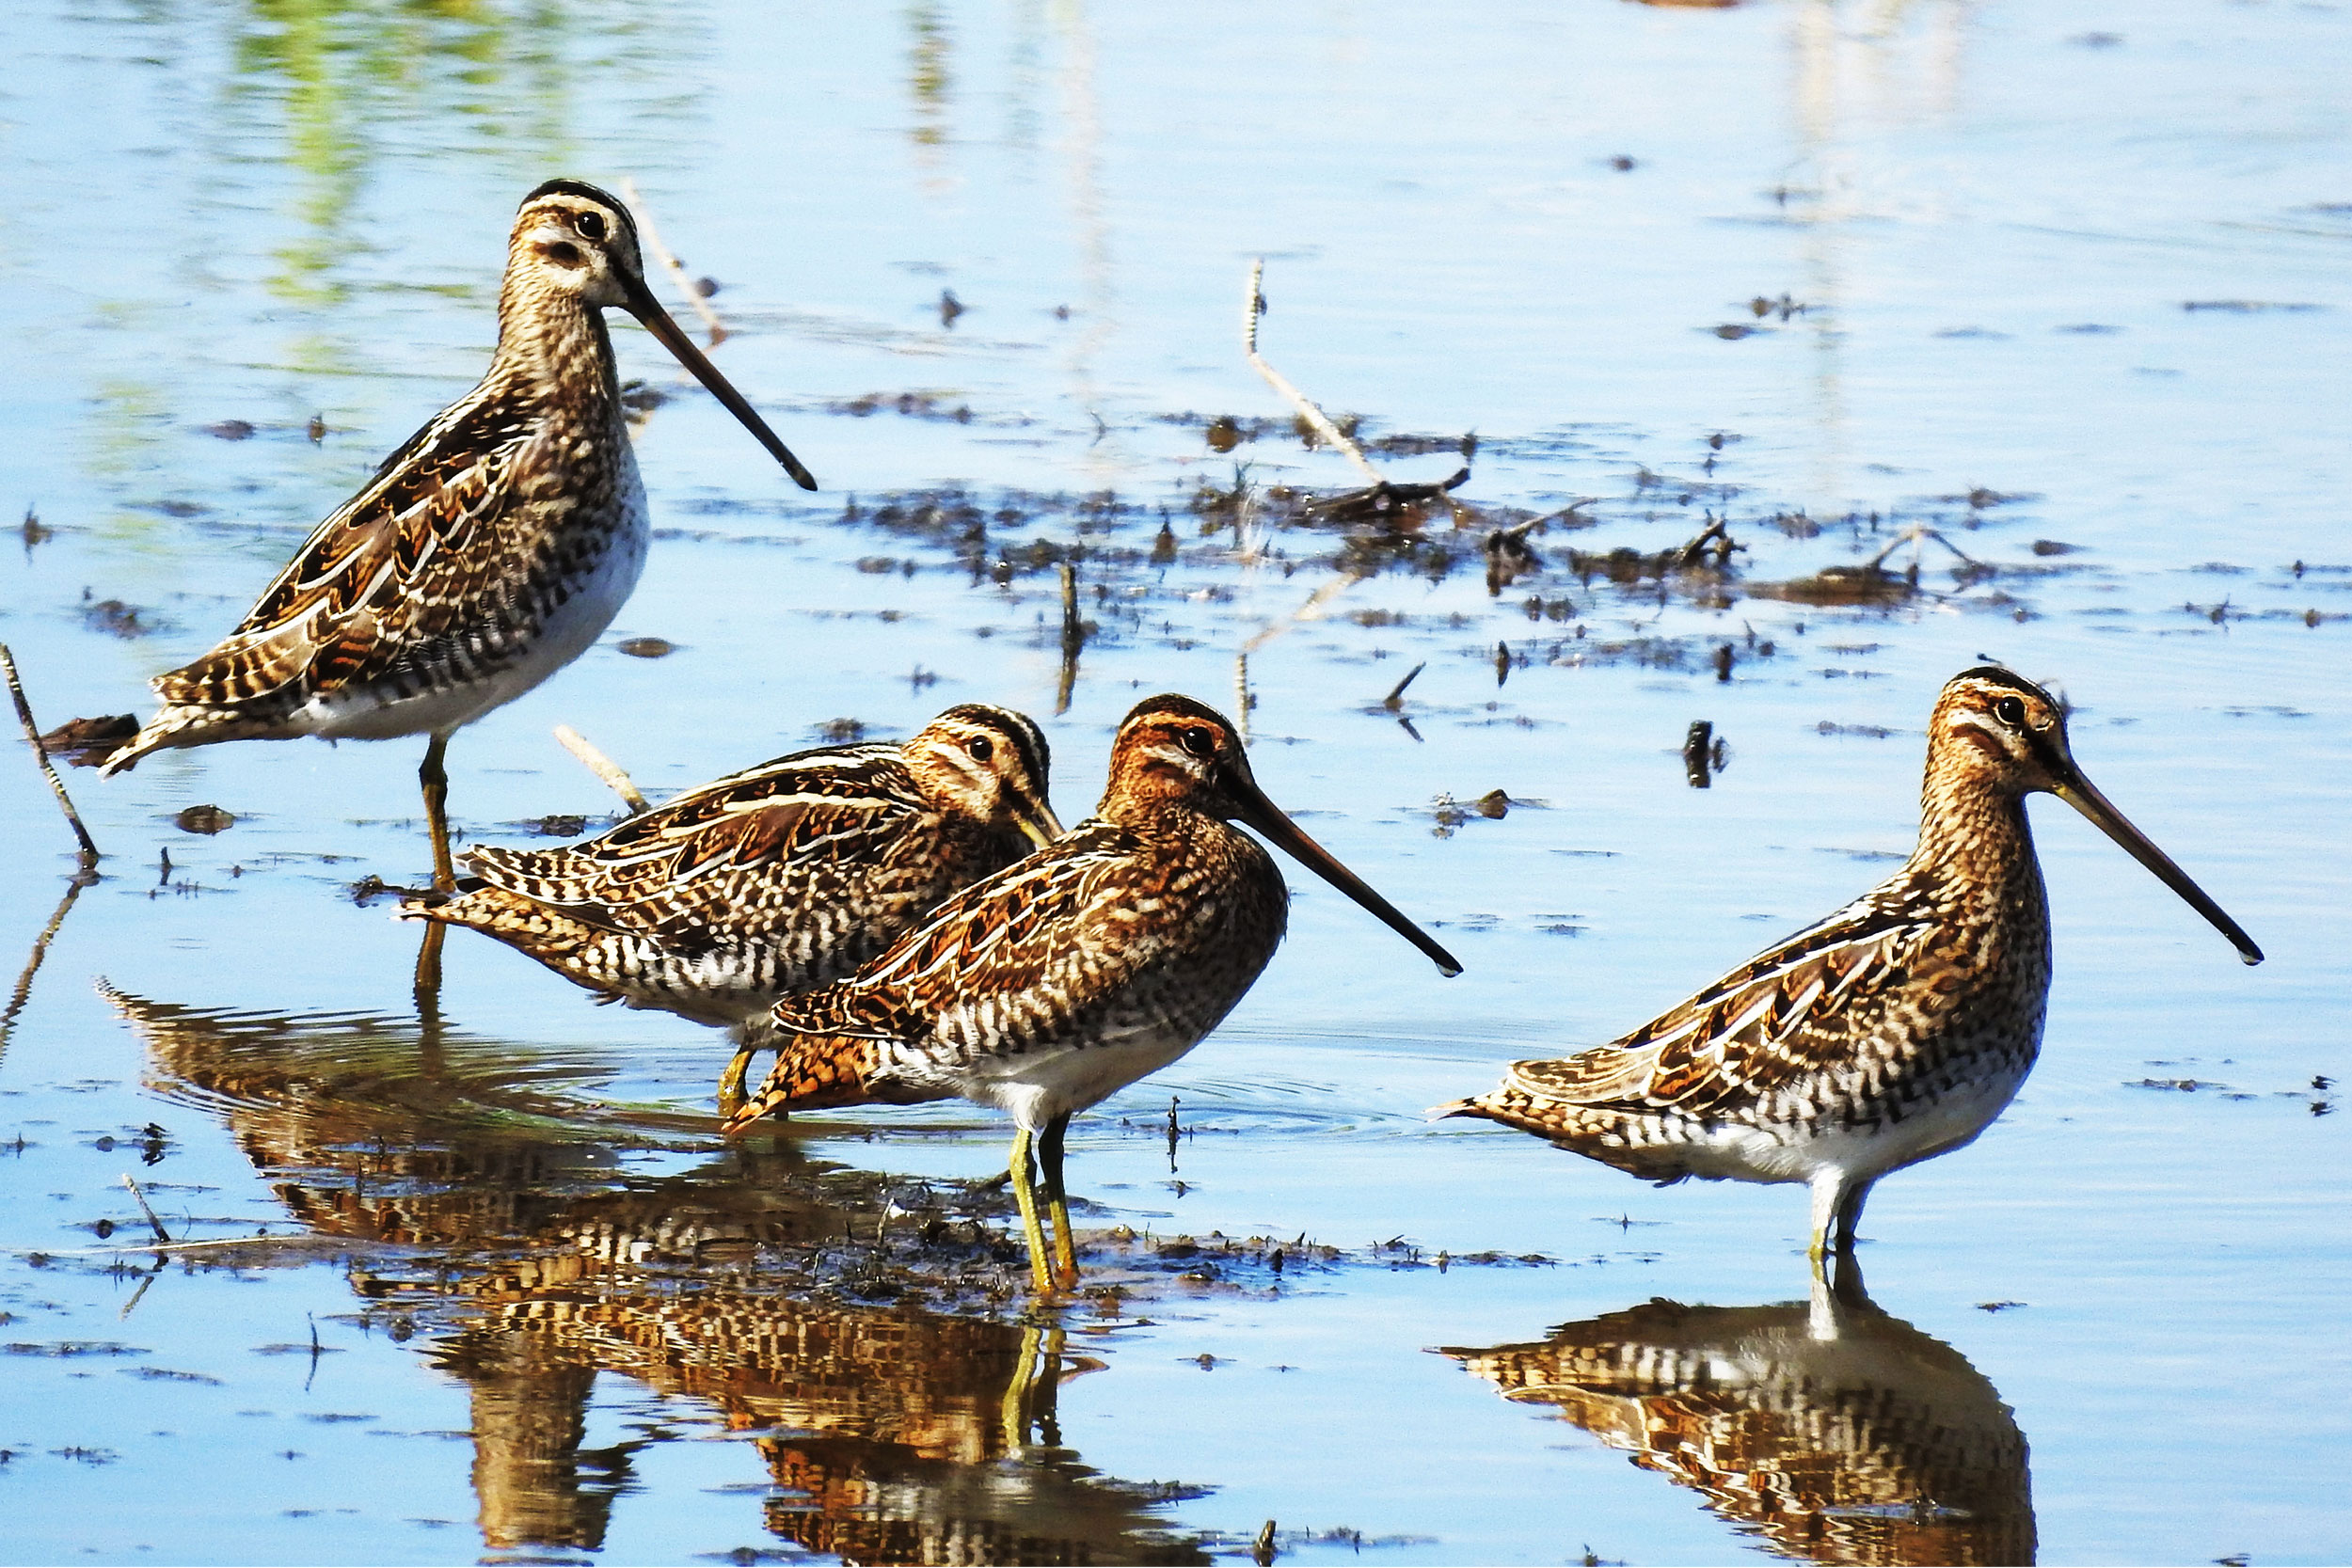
{"left": 554, "top": 725, "right": 651, "bottom": 815}
{"left": 1234, "top": 260, "right": 1379, "bottom": 657}
{"left": 620, "top": 178, "right": 730, "bottom": 346}
{"left": 1243, "top": 259, "right": 1384, "bottom": 487}
{"left": 1, "top": 644, "right": 100, "bottom": 871}
{"left": 1866, "top": 521, "right": 1978, "bottom": 572}
{"left": 1233, "top": 652, "right": 1250, "bottom": 745}
{"left": 0, "top": 880, "right": 86, "bottom": 1051}
{"left": 20, "top": 1232, "right": 342, "bottom": 1260}
{"left": 1055, "top": 562, "right": 1083, "bottom": 717}
{"left": 120, "top": 1173, "right": 170, "bottom": 1244}
{"left": 1240, "top": 568, "right": 1368, "bottom": 657}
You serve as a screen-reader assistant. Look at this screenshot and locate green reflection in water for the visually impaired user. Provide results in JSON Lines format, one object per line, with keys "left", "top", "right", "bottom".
{"left": 907, "top": 0, "right": 954, "bottom": 184}
{"left": 228, "top": 0, "right": 548, "bottom": 308}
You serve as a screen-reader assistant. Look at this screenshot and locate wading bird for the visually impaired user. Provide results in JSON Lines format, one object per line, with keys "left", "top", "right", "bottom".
{"left": 404, "top": 705, "right": 1062, "bottom": 1103}
{"left": 1439, "top": 666, "right": 2260, "bottom": 1269}
{"left": 723, "top": 693, "right": 1461, "bottom": 1293}
{"left": 96, "top": 179, "right": 816, "bottom": 894}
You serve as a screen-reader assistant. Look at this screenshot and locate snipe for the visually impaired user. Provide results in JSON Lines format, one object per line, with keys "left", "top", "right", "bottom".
{"left": 404, "top": 705, "right": 1062, "bottom": 1103}
{"left": 722, "top": 693, "right": 1462, "bottom": 1293}
{"left": 1439, "top": 666, "right": 2261, "bottom": 1268}
{"left": 94, "top": 179, "right": 815, "bottom": 895}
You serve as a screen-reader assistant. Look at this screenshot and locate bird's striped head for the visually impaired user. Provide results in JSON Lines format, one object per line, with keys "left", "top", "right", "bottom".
{"left": 1103, "top": 694, "right": 1462, "bottom": 976}
{"left": 1931, "top": 665, "right": 2263, "bottom": 964}
{"left": 901, "top": 705, "right": 1063, "bottom": 849}
{"left": 1103, "top": 693, "right": 1257, "bottom": 814}
{"left": 501, "top": 178, "right": 818, "bottom": 489}
{"left": 1931, "top": 665, "right": 2076, "bottom": 795}
{"left": 510, "top": 179, "right": 648, "bottom": 312}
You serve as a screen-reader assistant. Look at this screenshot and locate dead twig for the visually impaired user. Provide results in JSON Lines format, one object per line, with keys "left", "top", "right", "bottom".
{"left": 18, "top": 1232, "right": 342, "bottom": 1260}
{"left": 1241, "top": 570, "right": 1367, "bottom": 657}
{"left": 1305, "top": 467, "right": 1470, "bottom": 528}
{"left": 120, "top": 1173, "right": 170, "bottom": 1244}
{"left": 1244, "top": 260, "right": 1383, "bottom": 486}
{"left": 0, "top": 879, "right": 87, "bottom": 1057}
{"left": 553, "top": 725, "right": 651, "bottom": 816}
{"left": 1055, "top": 562, "right": 1087, "bottom": 717}
{"left": 620, "top": 178, "right": 729, "bottom": 346}
{"left": 1867, "top": 519, "right": 1977, "bottom": 573}
{"left": 1234, "top": 652, "right": 1252, "bottom": 744}
{"left": 2, "top": 644, "right": 101, "bottom": 872}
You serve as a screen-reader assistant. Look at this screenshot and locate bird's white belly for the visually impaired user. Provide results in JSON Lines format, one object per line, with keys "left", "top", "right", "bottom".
{"left": 307, "top": 470, "right": 649, "bottom": 741}
{"left": 951, "top": 1024, "right": 1204, "bottom": 1133}
{"left": 1676, "top": 1058, "right": 2033, "bottom": 1188}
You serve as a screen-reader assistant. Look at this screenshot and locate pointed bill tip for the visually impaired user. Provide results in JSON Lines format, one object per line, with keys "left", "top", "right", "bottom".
{"left": 624, "top": 278, "right": 818, "bottom": 490}
{"left": 1231, "top": 783, "right": 1461, "bottom": 976}
{"left": 2053, "top": 775, "right": 2264, "bottom": 970}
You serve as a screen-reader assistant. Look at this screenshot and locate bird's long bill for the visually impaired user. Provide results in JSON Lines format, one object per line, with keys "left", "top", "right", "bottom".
{"left": 1017, "top": 797, "right": 1068, "bottom": 849}
{"left": 623, "top": 277, "right": 818, "bottom": 491}
{"left": 1231, "top": 778, "right": 1463, "bottom": 977}
{"left": 2053, "top": 769, "right": 2263, "bottom": 965}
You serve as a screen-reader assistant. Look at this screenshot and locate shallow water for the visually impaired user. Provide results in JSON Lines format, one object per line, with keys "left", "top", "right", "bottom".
{"left": 3, "top": 0, "right": 2349, "bottom": 1562}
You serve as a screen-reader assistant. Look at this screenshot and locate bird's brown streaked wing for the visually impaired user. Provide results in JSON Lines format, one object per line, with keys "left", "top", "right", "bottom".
{"left": 1506, "top": 881, "right": 1945, "bottom": 1117}
{"left": 150, "top": 386, "right": 543, "bottom": 710}
{"left": 768, "top": 820, "right": 1148, "bottom": 1040}
{"left": 464, "top": 748, "right": 926, "bottom": 937}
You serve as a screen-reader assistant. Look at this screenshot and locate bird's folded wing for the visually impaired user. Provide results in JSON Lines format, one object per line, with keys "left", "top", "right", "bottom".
{"left": 1506, "top": 881, "right": 1944, "bottom": 1116}
{"left": 467, "top": 748, "right": 924, "bottom": 938}
{"left": 151, "top": 387, "right": 543, "bottom": 709}
{"left": 768, "top": 820, "right": 1149, "bottom": 1044}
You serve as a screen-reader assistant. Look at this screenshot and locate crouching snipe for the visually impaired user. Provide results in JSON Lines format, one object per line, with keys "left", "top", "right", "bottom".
{"left": 723, "top": 693, "right": 1461, "bottom": 1295}
{"left": 403, "top": 705, "right": 1061, "bottom": 1101}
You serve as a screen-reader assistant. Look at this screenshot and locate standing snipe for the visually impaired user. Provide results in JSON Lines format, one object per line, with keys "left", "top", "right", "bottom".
{"left": 402, "top": 705, "right": 1062, "bottom": 1103}
{"left": 722, "top": 693, "right": 1462, "bottom": 1293}
{"left": 1439, "top": 666, "right": 2261, "bottom": 1268}
{"left": 94, "top": 179, "right": 815, "bottom": 894}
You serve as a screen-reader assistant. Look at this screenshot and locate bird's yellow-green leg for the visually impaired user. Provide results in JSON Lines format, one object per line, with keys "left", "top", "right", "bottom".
{"left": 1009, "top": 1127, "right": 1055, "bottom": 1294}
{"left": 1806, "top": 1173, "right": 1839, "bottom": 1277}
{"left": 421, "top": 732, "right": 457, "bottom": 893}
{"left": 1040, "top": 1112, "right": 1079, "bottom": 1291}
{"left": 1807, "top": 1173, "right": 1872, "bottom": 1278}
{"left": 717, "top": 1046, "right": 754, "bottom": 1117}
{"left": 1000, "top": 1323, "right": 1046, "bottom": 1450}
{"left": 412, "top": 733, "right": 457, "bottom": 998}
{"left": 413, "top": 921, "right": 447, "bottom": 997}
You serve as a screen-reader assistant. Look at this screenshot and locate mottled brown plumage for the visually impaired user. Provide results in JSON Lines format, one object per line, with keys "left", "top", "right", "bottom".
{"left": 1442, "top": 1271, "right": 2035, "bottom": 1566}
{"left": 403, "top": 705, "right": 1060, "bottom": 1099}
{"left": 1440, "top": 667, "right": 2261, "bottom": 1265}
{"left": 723, "top": 692, "right": 1462, "bottom": 1292}
{"left": 95, "top": 178, "right": 814, "bottom": 892}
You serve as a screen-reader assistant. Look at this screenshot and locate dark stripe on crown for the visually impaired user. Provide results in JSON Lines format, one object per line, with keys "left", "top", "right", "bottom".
{"left": 519, "top": 179, "right": 638, "bottom": 237}
{"left": 1119, "top": 692, "right": 1234, "bottom": 733}
{"left": 935, "top": 704, "right": 1052, "bottom": 788}
{"left": 1952, "top": 663, "right": 2056, "bottom": 705}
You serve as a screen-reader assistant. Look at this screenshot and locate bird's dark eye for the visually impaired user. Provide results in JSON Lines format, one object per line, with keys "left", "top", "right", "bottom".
{"left": 1180, "top": 727, "right": 1217, "bottom": 758}
{"left": 967, "top": 736, "right": 993, "bottom": 762}
{"left": 575, "top": 210, "right": 608, "bottom": 241}
{"left": 1994, "top": 695, "right": 2027, "bottom": 728}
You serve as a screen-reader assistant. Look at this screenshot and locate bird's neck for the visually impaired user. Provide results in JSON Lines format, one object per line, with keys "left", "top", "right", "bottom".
{"left": 488, "top": 277, "right": 622, "bottom": 416}
{"left": 1908, "top": 767, "right": 2047, "bottom": 929}
{"left": 1097, "top": 782, "right": 1214, "bottom": 835}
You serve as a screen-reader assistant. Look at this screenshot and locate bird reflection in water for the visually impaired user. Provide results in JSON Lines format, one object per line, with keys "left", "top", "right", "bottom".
{"left": 1439, "top": 1262, "right": 2034, "bottom": 1566}
{"left": 102, "top": 985, "right": 1210, "bottom": 1565}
